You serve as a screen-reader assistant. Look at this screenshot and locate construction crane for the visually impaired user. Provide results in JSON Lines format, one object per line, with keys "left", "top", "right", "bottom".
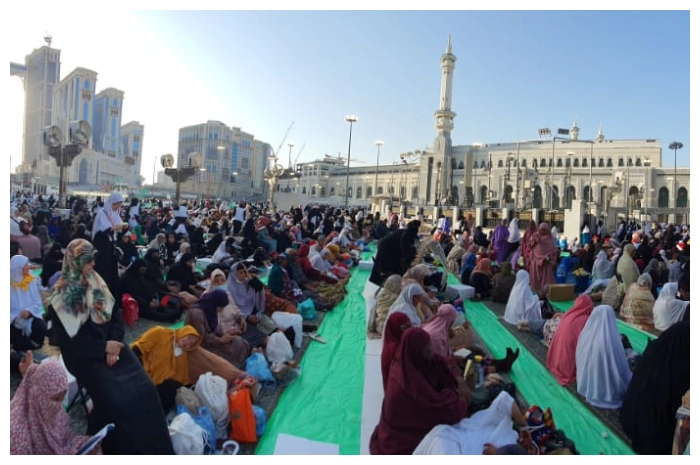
{"left": 274, "top": 122, "right": 294, "bottom": 162}
{"left": 292, "top": 143, "right": 306, "bottom": 170}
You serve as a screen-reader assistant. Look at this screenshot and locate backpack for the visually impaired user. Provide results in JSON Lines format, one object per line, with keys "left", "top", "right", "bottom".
{"left": 121, "top": 294, "right": 139, "bottom": 326}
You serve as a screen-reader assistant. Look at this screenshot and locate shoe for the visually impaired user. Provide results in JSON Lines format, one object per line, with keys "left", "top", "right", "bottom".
{"left": 308, "top": 332, "right": 327, "bottom": 344}
{"left": 517, "top": 320, "right": 530, "bottom": 331}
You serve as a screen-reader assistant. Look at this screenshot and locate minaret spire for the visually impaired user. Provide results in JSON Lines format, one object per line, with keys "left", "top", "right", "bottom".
{"left": 433, "top": 35, "right": 457, "bottom": 206}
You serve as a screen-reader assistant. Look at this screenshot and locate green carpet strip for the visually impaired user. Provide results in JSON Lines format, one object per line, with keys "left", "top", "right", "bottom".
{"left": 462, "top": 299, "right": 634, "bottom": 455}
{"left": 256, "top": 252, "right": 373, "bottom": 455}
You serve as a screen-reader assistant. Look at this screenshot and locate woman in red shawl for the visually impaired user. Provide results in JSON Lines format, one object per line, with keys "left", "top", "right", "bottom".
{"left": 370, "top": 327, "right": 470, "bottom": 455}
{"left": 297, "top": 243, "right": 338, "bottom": 284}
{"left": 545, "top": 294, "right": 594, "bottom": 385}
{"left": 520, "top": 220, "right": 538, "bottom": 269}
{"left": 528, "top": 222, "right": 559, "bottom": 298}
{"left": 380, "top": 312, "right": 412, "bottom": 391}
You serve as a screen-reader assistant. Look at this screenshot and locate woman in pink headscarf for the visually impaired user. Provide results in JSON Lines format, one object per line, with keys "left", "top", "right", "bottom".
{"left": 520, "top": 220, "right": 538, "bottom": 269}
{"left": 421, "top": 304, "right": 458, "bottom": 360}
{"left": 545, "top": 294, "right": 595, "bottom": 386}
{"left": 528, "top": 222, "right": 559, "bottom": 298}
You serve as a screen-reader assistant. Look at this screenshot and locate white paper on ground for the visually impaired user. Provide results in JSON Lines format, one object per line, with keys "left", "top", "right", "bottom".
{"left": 274, "top": 433, "right": 340, "bottom": 455}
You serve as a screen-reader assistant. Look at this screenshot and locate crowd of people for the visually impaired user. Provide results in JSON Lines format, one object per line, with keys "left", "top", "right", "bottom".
{"left": 9, "top": 191, "right": 381, "bottom": 455}
{"left": 9, "top": 189, "right": 691, "bottom": 455}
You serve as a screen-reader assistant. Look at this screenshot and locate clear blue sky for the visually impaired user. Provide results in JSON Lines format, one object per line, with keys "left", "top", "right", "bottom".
{"left": 7, "top": 9, "right": 692, "bottom": 181}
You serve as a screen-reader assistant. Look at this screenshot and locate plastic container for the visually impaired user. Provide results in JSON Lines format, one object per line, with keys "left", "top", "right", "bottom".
{"left": 474, "top": 355, "right": 484, "bottom": 389}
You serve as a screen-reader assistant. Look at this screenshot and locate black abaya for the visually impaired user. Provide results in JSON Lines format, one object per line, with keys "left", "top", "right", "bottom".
{"left": 92, "top": 229, "right": 120, "bottom": 300}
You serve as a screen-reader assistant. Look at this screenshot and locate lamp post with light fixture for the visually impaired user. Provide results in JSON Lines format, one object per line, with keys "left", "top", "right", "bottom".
{"left": 344, "top": 115, "right": 358, "bottom": 209}
{"left": 43, "top": 120, "right": 92, "bottom": 208}
{"left": 374, "top": 140, "right": 383, "bottom": 199}
{"left": 161, "top": 152, "right": 203, "bottom": 207}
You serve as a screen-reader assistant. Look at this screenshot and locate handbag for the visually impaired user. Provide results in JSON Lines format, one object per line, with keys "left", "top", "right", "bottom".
{"left": 228, "top": 389, "right": 257, "bottom": 443}
{"left": 176, "top": 405, "right": 217, "bottom": 455}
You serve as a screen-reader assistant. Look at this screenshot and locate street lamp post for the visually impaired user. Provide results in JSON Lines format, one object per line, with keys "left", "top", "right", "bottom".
{"left": 43, "top": 120, "right": 91, "bottom": 208}
{"left": 668, "top": 141, "right": 683, "bottom": 217}
{"left": 163, "top": 152, "right": 202, "bottom": 207}
{"left": 287, "top": 143, "right": 295, "bottom": 171}
{"left": 344, "top": 115, "right": 358, "bottom": 209}
{"left": 374, "top": 140, "right": 383, "bottom": 200}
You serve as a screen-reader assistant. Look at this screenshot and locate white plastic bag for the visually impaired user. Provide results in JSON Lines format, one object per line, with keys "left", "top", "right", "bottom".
{"left": 194, "top": 372, "right": 230, "bottom": 440}
{"left": 266, "top": 331, "right": 294, "bottom": 364}
{"left": 169, "top": 412, "right": 206, "bottom": 455}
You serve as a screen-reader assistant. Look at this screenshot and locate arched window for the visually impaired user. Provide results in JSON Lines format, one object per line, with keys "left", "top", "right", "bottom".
{"left": 590, "top": 158, "right": 595, "bottom": 168}
{"left": 533, "top": 159, "right": 538, "bottom": 168}
{"left": 618, "top": 158, "right": 624, "bottom": 167}
{"left": 320, "top": 187, "right": 326, "bottom": 197}
{"left": 366, "top": 186, "right": 372, "bottom": 198}
{"left": 565, "top": 158, "right": 571, "bottom": 168}
{"left": 479, "top": 185, "right": 488, "bottom": 203}
{"left": 377, "top": 186, "right": 383, "bottom": 194}
{"left": 302, "top": 186, "right": 307, "bottom": 194}
{"left": 581, "top": 158, "right": 587, "bottom": 168}
{"left": 551, "top": 186, "right": 560, "bottom": 210}
{"left": 557, "top": 158, "right": 563, "bottom": 167}
{"left": 583, "top": 185, "right": 591, "bottom": 202}
{"left": 533, "top": 185, "right": 542, "bottom": 208}
{"left": 573, "top": 158, "right": 580, "bottom": 168}
{"left": 458, "top": 161, "right": 464, "bottom": 169}
{"left": 498, "top": 159, "right": 504, "bottom": 168}
{"left": 607, "top": 158, "right": 613, "bottom": 168}
{"left": 347, "top": 187, "right": 352, "bottom": 198}
{"left": 356, "top": 186, "right": 362, "bottom": 199}
{"left": 521, "top": 159, "right": 527, "bottom": 167}
{"left": 635, "top": 158, "right": 642, "bottom": 167}
{"left": 599, "top": 158, "right": 604, "bottom": 167}
{"left": 658, "top": 187, "right": 669, "bottom": 208}
{"left": 677, "top": 187, "right": 688, "bottom": 208}
{"left": 541, "top": 158, "right": 547, "bottom": 168}
{"left": 628, "top": 158, "right": 633, "bottom": 167}
{"left": 504, "top": 185, "right": 514, "bottom": 203}
{"left": 480, "top": 160, "right": 486, "bottom": 169}
{"left": 311, "top": 186, "right": 316, "bottom": 196}
{"left": 330, "top": 187, "right": 335, "bottom": 196}
{"left": 473, "top": 160, "right": 479, "bottom": 169}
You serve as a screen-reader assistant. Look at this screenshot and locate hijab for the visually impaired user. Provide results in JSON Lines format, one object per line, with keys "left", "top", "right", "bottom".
{"left": 546, "top": 294, "right": 594, "bottom": 386}
{"left": 92, "top": 192, "right": 124, "bottom": 239}
{"left": 10, "top": 361, "right": 92, "bottom": 454}
{"left": 503, "top": 269, "right": 541, "bottom": 325}
{"left": 381, "top": 312, "right": 411, "bottom": 391}
{"left": 459, "top": 252, "right": 477, "bottom": 276}
{"left": 507, "top": 218, "right": 520, "bottom": 243}
{"left": 192, "top": 289, "right": 229, "bottom": 333}
{"left": 471, "top": 257, "right": 492, "bottom": 278}
{"left": 533, "top": 223, "right": 558, "bottom": 259}
{"left": 49, "top": 239, "right": 114, "bottom": 338}
{"left": 421, "top": 304, "right": 457, "bottom": 359}
{"left": 616, "top": 243, "right": 640, "bottom": 293}
{"left": 575, "top": 305, "right": 632, "bottom": 409}
{"left": 621, "top": 322, "right": 690, "bottom": 454}
{"left": 653, "top": 282, "right": 690, "bottom": 332}
{"left": 387, "top": 283, "right": 426, "bottom": 327}
{"left": 226, "top": 262, "right": 265, "bottom": 317}
{"left": 591, "top": 250, "right": 615, "bottom": 280}
{"left": 131, "top": 325, "right": 202, "bottom": 386}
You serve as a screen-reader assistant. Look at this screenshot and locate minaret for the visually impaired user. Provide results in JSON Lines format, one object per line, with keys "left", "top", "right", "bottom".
{"left": 433, "top": 35, "right": 457, "bottom": 205}
{"left": 596, "top": 124, "right": 605, "bottom": 142}
{"left": 571, "top": 120, "right": 580, "bottom": 141}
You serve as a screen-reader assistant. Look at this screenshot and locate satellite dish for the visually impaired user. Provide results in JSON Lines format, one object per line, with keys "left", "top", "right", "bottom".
{"left": 69, "top": 120, "right": 91, "bottom": 144}
{"left": 161, "top": 154, "right": 175, "bottom": 168}
{"left": 43, "top": 126, "right": 64, "bottom": 147}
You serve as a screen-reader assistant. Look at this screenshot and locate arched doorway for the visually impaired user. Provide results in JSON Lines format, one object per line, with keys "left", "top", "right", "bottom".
{"left": 677, "top": 187, "right": 688, "bottom": 208}
{"left": 479, "top": 185, "right": 488, "bottom": 204}
{"left": 533, "top": 185, "right": 542, "bottom": 209}
{"left": 366, "top": 186, "right": 372, "bottom": 198}
{"left": 583, "top": 185, "right": 591, "bottom": 203}
{"left": 377, "top": 186, "right": 383, "bottom": 194}
{"left": 628, "top": 185, "right": 639, "bottom": 211}
{"left": 565, "top": 185, "right": 575, "bottom": 209}
{"left": 504, "top": 185, "right": 513, "bottom": 203}
{"left": 551, "top": 186, "right": 560, "bottom": 210}
{"left": 657, "top": 187, "right": 669, "bottom": 208}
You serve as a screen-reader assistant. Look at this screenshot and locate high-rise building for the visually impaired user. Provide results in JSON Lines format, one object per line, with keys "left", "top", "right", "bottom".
{"left": 231, "top": 127, "right": 254, "bottom": 199}
{"left": 93, "top": 88, "right": 125, "bottom": 158}
{"left": 252, "top": 140, "right": 272, "bottom": 196}
{"left": 121, "top": 121, "right": 145, "bottom": 187}
{"left": 10, "top": 43, "right": 61, "bottom": 181}
{"left": 178, "top": 120, "right": 233, "bottom": 199}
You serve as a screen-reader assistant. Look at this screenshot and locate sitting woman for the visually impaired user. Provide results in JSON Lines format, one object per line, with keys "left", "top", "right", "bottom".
{"left": 228, "top": 262, "right": 303, "bottom": 350}
{"left": 116, "top": 232, "right": 139, "bottom": 267}
{"left": 298, "top": 243, "right": 341, "bottom": 284}
{"left": 285, "top": 247, "right": 343, "bottom": 311}
{"left": 120, "top": 259, "right": 182, "bottom": 322}
{"left": 413, "top": 391, "right": 533, "bottom": 455}
{"left": 402, "top": 264, "right": 439, "bottom": 321}
{"left": 132, "top": 324, "right": 252, "bottom": 412}
{"left": 174, "top": 241, "right": 191, "bottom": 264}
{"left": 11, "top": 352, "right": 95, "bottom": 454}
{"left": 491, "top": 262, "right": 516, "bottom": 304}
{"left": 459, "top": 249, "right": 477, "bottom": 285}
{"left": 185, "top": 289, "right": 250, "bottom": 368}
{"left": 621, "top": 322, "right": 689, "bottom": 455}
{"left": 575, "top": 304, "right": 632, "bottom": 409}
{"left": 653, "top": 281, "right": 690, "bottom": 332}
{"left": 591, "top": 250, "right": 615, "bottom": 281}
{"left": 387, "top": 283, "right": 428, "bottom": 327}
{"left": 546, "top": 294, "right": 595, "bottom": 386}
{"left": 445, "top": 237, "right": 466, "bottom": 276}
{"left": 166, "top": 252, "right": 203, "bottom": 307}
{"left": 206, "top": 269, "right": 268, "bottom": 350}
{"left": 211, "top": 236, "right": 237, "bottom": 268}
{"left": 48, "top": 238, "right": 173, "bottom": 454}
{"left": 503, "top": 269, "right": 542, "bottom": 325}
{"left": 619, "top": 272, "right": 656, "bottom": 331}
{"left": 380, "top": 312, "right": 412, "bottom": 391}
{"left": 469, "top": 258, "right": 493, "bottom": 301}
{"left": 40, "top": 243, "right": 64, "bottom": 288}
{"left": 367, "top": 274, "right": 403, "bottom": 338}
{"left": 10, "top": 255, "right": 47, "bottom": 350}
{"left": 369, "top": 327, "right": 471, "bottom": 455}
{"left": 163, "top": 232, "right": 180, "bottom": 268}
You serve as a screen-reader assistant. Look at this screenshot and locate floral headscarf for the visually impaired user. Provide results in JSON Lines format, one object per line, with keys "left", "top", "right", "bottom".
{"left": 49, "top": 239, "right": 114, "bottom": 338}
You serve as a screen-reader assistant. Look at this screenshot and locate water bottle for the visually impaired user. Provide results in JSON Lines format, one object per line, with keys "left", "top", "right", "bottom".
{"left": 474, "top": 355, "right": 484, "bottom": 389}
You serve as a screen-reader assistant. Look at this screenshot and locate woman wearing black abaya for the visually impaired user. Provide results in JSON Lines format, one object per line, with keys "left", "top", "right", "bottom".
{"left": 48, "top": 239, "right": 173, "bottom": 454}
{"left": 121, "top": 259, "right": 182, "bottom": 322}
{"left": 620, "top": 322, "right": 690, "bottom": 455}
{"left": 91, "top": 192, "right": 128, "bottom": 299}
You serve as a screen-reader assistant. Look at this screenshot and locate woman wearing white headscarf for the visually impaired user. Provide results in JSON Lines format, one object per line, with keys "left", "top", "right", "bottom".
{"left": 386, "top": 283, "right": 427, "bottom": 328}
{"left": 310, "top": 248, "right": 333, "bottom": 274}
{"left": 503, "top": 270, "right": 541, "bottom": 325}
{"left": 91, "top": 192, "right": 127, "bottom": 297}
{"left": 653, "top": 282, "right": 690, "bottom": 332}
{"left": 506, "top": 218, "right": 520, "bottom": 258}
{"left": 591, "top": 250, "right": 615, "bottom": 280}
{"left": 575, "top": 304, "right": 632, "bottom": 409}
{"left": 10, "top": 255, "right": 47, "bottom": 350}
